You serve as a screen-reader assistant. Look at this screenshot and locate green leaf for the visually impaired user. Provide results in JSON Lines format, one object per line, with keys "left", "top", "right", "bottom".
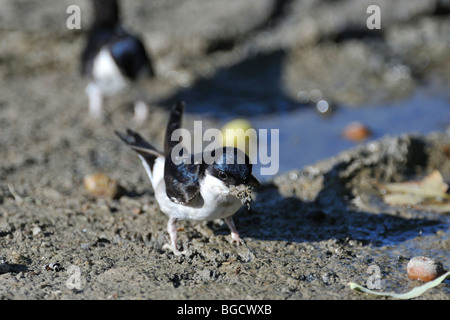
{"left": 348, "top": 271, "right": 450, "bottom": 299}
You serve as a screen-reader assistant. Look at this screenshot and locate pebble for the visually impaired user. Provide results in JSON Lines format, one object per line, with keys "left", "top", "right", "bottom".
{"left": 342, "top": 121, "right": 372, "bottom": 142}
{"left": 83, "top": 173, "right": 119, "bottom": 199}
{"left": 32, "top": 226, "right": 41, "bottom": 236}
{"left": 407, "top": 256, "right": 446, "bottom": 282}
{"left": 131, "top": 207, "right": 142, "bottom": 215}
{"left": 81, "top": 243, "right": 91, "bottom": 251}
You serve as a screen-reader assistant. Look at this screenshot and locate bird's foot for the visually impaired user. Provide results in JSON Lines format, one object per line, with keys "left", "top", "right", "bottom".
{"left": 86, "top": 83, "right": 106, "bottom": 122}
{"left": 162, "top": 243, "right": 188, "bottom": 256}
{"left": 133, "top": 101, "right": 148, "bottom": 127}
{"left": 89, "top": 110, "right": 106, "bottom": 123}
{"left": 230, "top": 232, "right": 243, "bottom": 246}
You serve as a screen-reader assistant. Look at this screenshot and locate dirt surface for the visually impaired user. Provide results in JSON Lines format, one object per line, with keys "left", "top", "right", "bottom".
{"left": 0, "top": 0, "right": 449, "bottom": 300}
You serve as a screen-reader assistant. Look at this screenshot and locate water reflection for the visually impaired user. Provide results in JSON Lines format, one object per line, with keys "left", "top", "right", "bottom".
{"left": 252, "top": 90, "right": 449, "bottom": 179}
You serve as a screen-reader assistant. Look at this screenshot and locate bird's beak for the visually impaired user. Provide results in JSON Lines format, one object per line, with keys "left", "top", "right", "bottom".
{"left": 248, "top": 175, "right": 260, "bottom": 188}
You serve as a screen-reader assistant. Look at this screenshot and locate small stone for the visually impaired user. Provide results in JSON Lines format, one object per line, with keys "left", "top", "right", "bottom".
{"left": 81, "top": 243, "right": 91, "bottom": 251}
{"left": 32, "top": 226, "right": 41, "bottom": 236}
{"left": 342, "top": 121, "right": 372, "bottom": 142}
{"left": 407, "top": 256, "right": 446, "bottom": 282}
{"left": 131, "top": 207, "right": 142, "bottom": 215}
{"left": 83, "top": 173, "right": 120, "bottom": 199}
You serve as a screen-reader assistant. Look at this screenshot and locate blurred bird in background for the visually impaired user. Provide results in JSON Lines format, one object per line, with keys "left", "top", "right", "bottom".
{"left": 81, "top": 0, "right": 154, "bottom": 125}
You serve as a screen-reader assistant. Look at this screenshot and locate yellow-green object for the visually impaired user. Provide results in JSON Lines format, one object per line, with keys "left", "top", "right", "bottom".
{"left": 348, "top": 271, "right": 450, "bottom": 299}
{"left": 221, "top": 119, "right": 256, "bottom": 156}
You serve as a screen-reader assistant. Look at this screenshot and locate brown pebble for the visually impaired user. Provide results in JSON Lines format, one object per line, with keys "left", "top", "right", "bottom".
{"left": 131, "top": 207, "right": 142, "bottom": 215}
{"left": 342, "top": 121, "right": 371, "bottom": 142}
{"left": 83, "top": 173, "right": 119, "bottom": 198}
{"left": 407, "top": 256, "right": 446, "bottom": 282}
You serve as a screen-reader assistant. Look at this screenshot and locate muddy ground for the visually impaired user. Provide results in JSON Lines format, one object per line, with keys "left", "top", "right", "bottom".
{"left": 0, "top": 0, "right": 449, "bottom": 300}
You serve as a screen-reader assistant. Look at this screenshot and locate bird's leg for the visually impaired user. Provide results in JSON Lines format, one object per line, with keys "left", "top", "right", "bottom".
{"left": 162, "top": 217, "right": 188, "bottom": 255}
{"left": 224, "top": 216, "right": 242, "bottom": 245}
{"left": 132, "top": 78, "right": 150, "bottom": 126}
{"left": 85, "top": 83, "right": 105, "bottom": 121}
{"left": 133, "top": 100, "right": 148, "bottom": 126}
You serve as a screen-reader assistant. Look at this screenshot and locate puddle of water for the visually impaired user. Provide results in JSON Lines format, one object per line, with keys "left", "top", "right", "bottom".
{"left": 251, "top": 90, "right": 450, "bottom": 179}
{"left": 249, "top": 89, "right": 449, "bottom": 290}
{"left": 164, "top": 51, "right": 448, "bottom": 180}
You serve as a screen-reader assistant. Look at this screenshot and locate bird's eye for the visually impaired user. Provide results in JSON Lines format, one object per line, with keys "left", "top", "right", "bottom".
{"left": 218, "top": 171, "right": 228, "bottom": 180}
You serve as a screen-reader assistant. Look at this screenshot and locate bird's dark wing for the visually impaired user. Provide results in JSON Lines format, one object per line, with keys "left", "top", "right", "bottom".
{"left": 164, "top": 156, "right": 202, "bottom": 205}
{"left": 164, "top": 101, "right": 185, "bottom": 157}
{"left": 163, "top": 101, "right": 203, "bottom": 204}
{"left": 109, "top": 32, "right": 154, "bottom": 79}
{"left": 115, "top": 129, "right": 162, "bottom": 169}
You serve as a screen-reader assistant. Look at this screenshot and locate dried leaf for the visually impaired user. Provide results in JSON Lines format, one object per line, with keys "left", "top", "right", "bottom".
{"left": 380, "top": 170, "right": 447, "bottom": 198}
{"left": 377, "top": 170, "right": 450, "bottom": 212}
{"left": 382, "top": 194, "right": 422, "bottom": 206}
